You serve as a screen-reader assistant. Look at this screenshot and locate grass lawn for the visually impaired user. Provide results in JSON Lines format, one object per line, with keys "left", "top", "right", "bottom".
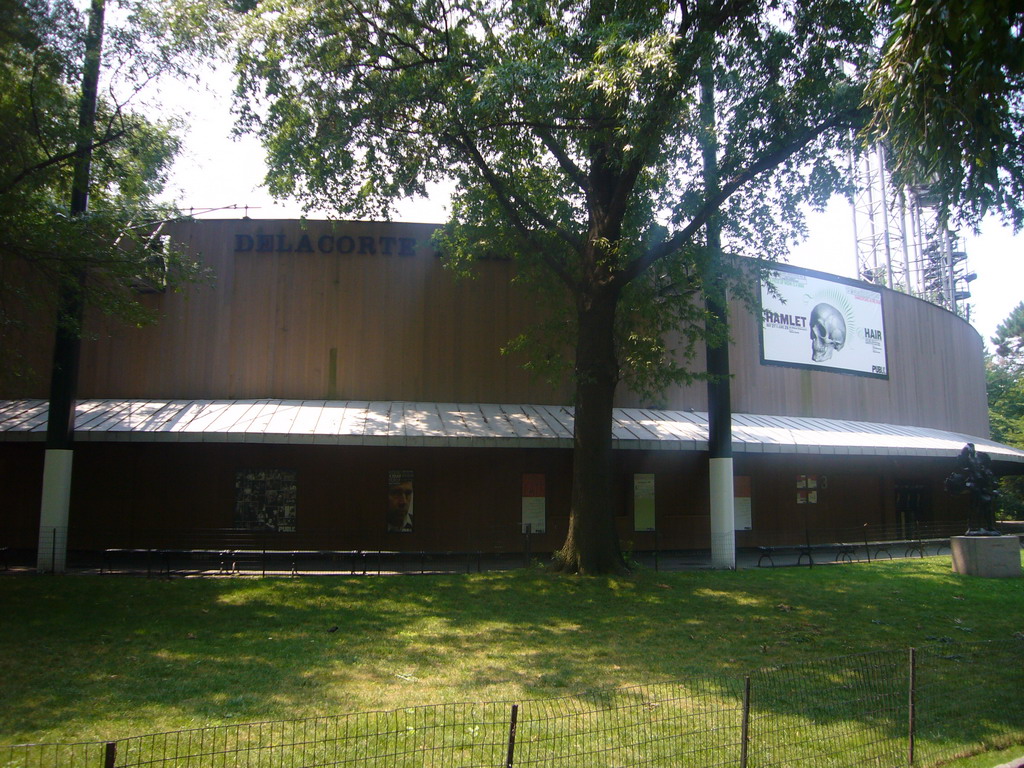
{"left": 941, "top": 744, "right": 1024, "bottom": 768}
{"left": 1, "top": 554, "right": 1022, "bottom": 760}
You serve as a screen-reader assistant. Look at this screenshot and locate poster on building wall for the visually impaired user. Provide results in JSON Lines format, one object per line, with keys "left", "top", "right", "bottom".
{"left": 760, "top": 262, "right": 888, "bottom": 378}
{"left": 734, "top": 475, "right": 752, "bottom": 531}
{"left": 634, "top": 474, "right": 656, "bottom": 532}
{"left": 387, "top": 470, "right": 414, "bottom": 533}
{"left": 796, "top": 474, "right": 820, "bottom": 505}
{"left": 234, "top": 469, "right": 297, "bottom": 531}
{"left": 521, "top": 474, "right": 546, "bottom": 534}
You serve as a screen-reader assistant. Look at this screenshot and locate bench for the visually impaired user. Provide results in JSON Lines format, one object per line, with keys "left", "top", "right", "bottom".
{"left": 757, "top": 542, "right": 855, "bottom": 567}
{"left": 101, "top": 548, "right": 183, "bottom": 576}
{"left": 756, "top": 535, "right": 951, "bottom": 568}
{"left": 862, "top": 536, "right": 950, "bottom": 561}
{"left": 343, "top": 550, "right": 485, "bottom": 575}
{"left": 99, "top": 547, "right": 490, "bottom": 576}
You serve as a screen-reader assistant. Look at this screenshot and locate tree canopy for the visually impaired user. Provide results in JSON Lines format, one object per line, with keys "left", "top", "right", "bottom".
{"left": 991, "top": 300, "right": 1024, "bottom": 360}
{"left": 987, "top": 302, "right": 1024, "bottom": 521}
{"left": 864, "top": 0, "right": 1024, "bottom": 229}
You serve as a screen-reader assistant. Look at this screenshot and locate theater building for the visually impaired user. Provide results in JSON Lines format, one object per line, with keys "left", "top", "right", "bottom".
{"left": 1, "top": 218, "right": 1022, "bottom": 560}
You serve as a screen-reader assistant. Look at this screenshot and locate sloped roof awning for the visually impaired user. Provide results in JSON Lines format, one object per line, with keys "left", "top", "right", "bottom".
{"left": 1, "top": 399, "right": 1022, "bottom": 464}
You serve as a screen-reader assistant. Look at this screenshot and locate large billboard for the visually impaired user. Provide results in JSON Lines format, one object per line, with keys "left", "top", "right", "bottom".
{"left": 759, "top": 263, "right": 888, "bottom": 378}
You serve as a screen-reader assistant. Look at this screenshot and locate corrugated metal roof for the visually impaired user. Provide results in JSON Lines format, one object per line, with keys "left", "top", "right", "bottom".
{"left": 1, "top": 399, "right": 1022, "bottom": 463}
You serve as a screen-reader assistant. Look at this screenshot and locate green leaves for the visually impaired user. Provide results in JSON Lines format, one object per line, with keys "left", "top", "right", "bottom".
{"left": 987, "top": 302, "right": 1024, "bottom": 519}
{"left": 864, "top": 0, "right": 1024, "bottom": 230}
{"left": 0, "top": 0, "right": 210, "bottom": 388}
{"left": 991, "top": 301, "right": 1024, "bottom": 361}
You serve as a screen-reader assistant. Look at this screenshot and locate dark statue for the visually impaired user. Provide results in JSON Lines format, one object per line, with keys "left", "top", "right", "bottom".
{"left": 944, "top": 443, "right": 1000, "bottom": 535}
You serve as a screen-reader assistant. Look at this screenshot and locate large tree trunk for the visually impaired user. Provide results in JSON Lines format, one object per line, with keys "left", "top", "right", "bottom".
{"left": 553, "top": 285, "right": 628, "bottom": 574}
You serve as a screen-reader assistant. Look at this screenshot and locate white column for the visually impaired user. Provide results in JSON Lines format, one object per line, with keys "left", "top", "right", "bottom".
{"left": 37, "top": 449, "right": 74, "bottom": 573}
{"left": 710, "top": 457, "right": 736, "bottom": 569}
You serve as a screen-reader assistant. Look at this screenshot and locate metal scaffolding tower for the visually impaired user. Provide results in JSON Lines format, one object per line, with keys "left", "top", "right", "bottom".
{"left": 850, "top": 145, "right": 974, "bottom": 317}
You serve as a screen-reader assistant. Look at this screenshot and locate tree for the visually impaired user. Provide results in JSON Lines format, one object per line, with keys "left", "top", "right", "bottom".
{"left": 987, "top": 358, "right": 1024, "bottom": 522}
{"left": 235, "top": 0, "right": 879, "bottom": 573}
{"left": 0, "top": 0, "right": 231, "bottom": 388}
{"left": 864, "top": 0, "right": 1024, "bottom": 230}
{"left": 987, "top": 302, "right": 1024, "bottom": 521}
{"left": 992, "top": 300, "right": 1024, "bottom": 360}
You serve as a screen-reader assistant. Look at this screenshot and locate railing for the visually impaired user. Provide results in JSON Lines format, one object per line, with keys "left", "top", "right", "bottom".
{"left": 3, "top": 641, "right": 1021, "bottom": 768}
{"left": 7, "top": 519, "right": 1017, "bottom": 575}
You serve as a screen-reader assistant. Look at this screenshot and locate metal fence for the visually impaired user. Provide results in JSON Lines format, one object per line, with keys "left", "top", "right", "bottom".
{"left": 3, "top": 641, "right": 1021, "bottom": 768}
{"left": 10, "top": 519, "right": 988, "bottom": 577}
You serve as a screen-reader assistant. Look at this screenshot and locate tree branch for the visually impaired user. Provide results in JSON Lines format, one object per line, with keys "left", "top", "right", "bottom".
{"left": 0, "top": 128, "right": 129, "bottom": 194}
{"left": 618, "top": 109, "right": 860, "bottom": 286}
{"left": 449, "top": 130, "right": 581, "bottom": 287}
{"left": 602, "top": 0, "right": 755, "bottom": 230}
{"left": 532, "top": 124, "right": 590, "bottom": 195}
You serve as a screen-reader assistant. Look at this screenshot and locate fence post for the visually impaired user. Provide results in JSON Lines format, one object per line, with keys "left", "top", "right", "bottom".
{"left": 908, "top": 647, "right": 917, "bottom": 766}
{"left": 104, "top": 741, "right": 116, "bottom": 768}
{"left": 505, "top": 703, "right": 519, "bottom": 768}
{"left": 740, "top": 675, "right": 751, "bottom": 768}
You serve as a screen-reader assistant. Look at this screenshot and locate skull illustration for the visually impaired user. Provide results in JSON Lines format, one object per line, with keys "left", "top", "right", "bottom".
{"left": 809, "top": 303, "right": 847, "bottom": 362}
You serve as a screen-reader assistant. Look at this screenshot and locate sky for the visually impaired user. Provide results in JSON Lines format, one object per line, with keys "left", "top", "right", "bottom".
{"left": 158, "top": 74, "right": 1024, "bottom": 350}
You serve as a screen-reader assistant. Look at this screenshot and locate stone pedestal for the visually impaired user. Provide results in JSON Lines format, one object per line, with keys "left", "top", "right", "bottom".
{"left": 950, "top": 535, "right": 1022, "bottom": 578}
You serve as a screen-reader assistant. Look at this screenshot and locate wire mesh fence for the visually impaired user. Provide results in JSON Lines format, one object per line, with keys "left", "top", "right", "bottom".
{"left": 510, "top": 679, "right": 747, "bottom": 768}
{"left": 747, "top": 649, "right": 910, "bottom": 768}
{"left": 0, "top": 742, "right": 109, "bottom": 768}
{"left": 2, "top": 641, "right": 1021, "bottom": 768}
{"left": 111, "top": 704, "right": 516, "bottom": 768}
{"left": 913, "top": 640, "right": 1024, "bottom": 767}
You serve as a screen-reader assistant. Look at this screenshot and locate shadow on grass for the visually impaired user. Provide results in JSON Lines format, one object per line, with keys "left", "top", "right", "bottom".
{"left": 0, "top": 556, "right": 1021, "bottom": 756}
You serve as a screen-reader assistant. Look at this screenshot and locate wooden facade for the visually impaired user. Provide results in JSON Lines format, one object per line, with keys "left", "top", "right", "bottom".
{"left": 0, "top": 440, "right": 972, "bottom": 553}
{"left": 74, "top": 220, "right": 562, "bottom": 405}
{"left": 0, "top": 219, "right": 996, "bottom": 556}
{"left": 9, "top": 218, "right": 989, "bottom": 435}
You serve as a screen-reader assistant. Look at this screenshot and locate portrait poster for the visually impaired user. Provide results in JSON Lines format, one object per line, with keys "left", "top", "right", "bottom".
{"left": 633, "top": 474, "right": 656, "bottom": 532}
{"left": 521, "top": 473, "right": 546, "bottom": 534}
{"left": 234, "top": 468, "right": 297, "bottom": 532}
{"left": 734, "top": 475, "right": 752, "bottom": 531}
{"left": 760, "top": 262, "right": 888, "bottom": 378}
{"left": 387, "top": 470, "right": 414, "bottom": 533}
